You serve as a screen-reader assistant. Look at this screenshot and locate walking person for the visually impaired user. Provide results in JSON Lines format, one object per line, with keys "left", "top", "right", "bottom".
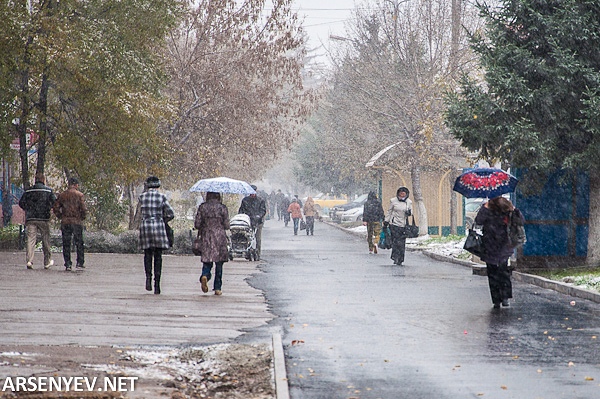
{"left": 384, "top": 187, "right": 413, "bottom": 265}
{"left": 135, "top": 176, "right": 175, "bottom": 295}
{"left": 53, "top": 177, "right": 88, "bottom": 271}
{"left": 363, "top": 191, "right": 385, "bottom": 254}
{"left": 287, "top": 198, "right": 302, "bottom": 235}
{"left": 275, "top": 189, "right": 285, "bottom": 220}
{"left": 475, "top": 196, "right": 524, "bottom": 309}
{"left": 18, "top": 173, "right": 56, "bottom": 270}
{"left": 238, "top": 185, "right": 266, "bottom": 260}
{"left": 302, "top": 196, "right": 316, "bottom": 235}
{"left": 280, "top": 195, "right": 291, "bottom": 226}
{"left": 195, "top": 192, "right": 230, "bottom": 295}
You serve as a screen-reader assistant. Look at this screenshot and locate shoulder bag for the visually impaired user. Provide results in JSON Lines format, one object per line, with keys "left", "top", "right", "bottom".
{"left": 192, "top": 230, "right": 202, "bottom": 256}
{"left": 405, "top": 216, "right": 419, "bottom": 238}
{"left": 464, "top": 229, "right": 485, "bottom": 257}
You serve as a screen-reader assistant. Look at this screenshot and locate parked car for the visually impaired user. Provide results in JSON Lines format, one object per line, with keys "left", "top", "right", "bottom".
{"left": 464, "top": 198, "right": 485, "bottom": 229}
{"left": 340, "top": 206, "right": 364, "bottom": 222}
{"left": 329, "top": 194, "right": 369, "bottom": 223}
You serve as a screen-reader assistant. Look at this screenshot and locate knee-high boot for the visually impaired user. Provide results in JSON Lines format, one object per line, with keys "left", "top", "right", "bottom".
{"left": 154, "top": 252, "right": 162, "bottom": 295}
{"left": 144, "top": 249, "right": 153, "bottom": 291}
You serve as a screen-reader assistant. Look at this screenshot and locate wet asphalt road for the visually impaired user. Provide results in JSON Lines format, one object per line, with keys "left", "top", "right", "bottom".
{"left": 249, "top": 219, "right": 600, "bottom": 399}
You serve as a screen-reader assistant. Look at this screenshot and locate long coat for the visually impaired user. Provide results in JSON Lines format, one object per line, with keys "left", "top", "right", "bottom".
{"left": 474, "top": 205, "right": 520, "bottom": 265}
{"left": 194, "top": 199, "right": 230, "bottom": 263}
{"left": 137, "top": 189, "right": 175, "bottom": 250}
{"left": 302, "top": 198, "right": 316, "bottom": 217}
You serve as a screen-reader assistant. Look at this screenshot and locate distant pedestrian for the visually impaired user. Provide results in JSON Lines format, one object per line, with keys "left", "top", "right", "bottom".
{"left": 238, "top": 185, "right": 267, "bottom": 260}
{"left": 363, "top": 191, "right": 385, "bottom": 254}
{"left": 268, "top": 190, "right": 277, "bottom": 220}
{"left": 18, "top": 173, "right": 56, "bottom": 270}
{"left": 53, "top": 177, "right": 88, "bottom": 271}
{"left": 134, "top": 176, "right": 175, "bottom": 295}
{"left": 275, "top": 189, "right": 285, "bottom": 220}
{"left": 294, "top": 194, "right": 303, "bottom": 208}
{"left": 280, "top": 195, "right": 291, "bottom": 226}
{"left": 287, "top": 198, "right": 302, "bottom": 235}
{"left": 384, "top": 187, "right": 413, "bottom": 265}
{"left": 475, "top": 196, "right": 524, "bottom": 309}
{"left": 302, "top": 197, "right": 316, "bottom": 235}
{"left": 195, "top": 192, "right": 230, "bottom": 296}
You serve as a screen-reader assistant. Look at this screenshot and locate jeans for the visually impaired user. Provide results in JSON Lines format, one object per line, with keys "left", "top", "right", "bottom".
{"left": 61, "top": 224, "right": 85, "bottom": 266}
{"left": 305, "top": 216, "right": 314, "bottom": 235}
{"left": 292, "top": 217, "right": 300, "bottom": 234}
{"left": 202, "top": 262, "right": 224, "bottom": 291}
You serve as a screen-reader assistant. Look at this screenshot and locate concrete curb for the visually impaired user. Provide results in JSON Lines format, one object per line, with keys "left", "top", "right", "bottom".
{"left": 421, "top": 250, "right": 600, "bottom": 304}
{"left": 272, "top": 333, "right": 290, "bottom": 399}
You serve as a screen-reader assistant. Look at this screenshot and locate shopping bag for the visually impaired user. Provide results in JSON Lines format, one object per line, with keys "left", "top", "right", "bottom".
{"left": 464, "top": 229, "right": 485, "bottom": 257}
{"left": 300, "top": 219, "right": 307, "bottom": 230}
{"left": 378, "top": 225, "right": 392, "bottom": 249}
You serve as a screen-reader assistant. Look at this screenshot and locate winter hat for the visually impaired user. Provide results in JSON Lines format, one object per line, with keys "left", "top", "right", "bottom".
{"left": 146, "top": 176, "right": 161, "bottom": 188}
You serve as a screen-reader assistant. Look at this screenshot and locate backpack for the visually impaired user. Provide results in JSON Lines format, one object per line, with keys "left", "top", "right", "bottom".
{"left": 507, "top": 208, "right": 526, "bottom": 248}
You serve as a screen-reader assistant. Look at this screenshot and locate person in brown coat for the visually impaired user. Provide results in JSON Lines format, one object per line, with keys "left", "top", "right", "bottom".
{"left": 53, "top": 177, "right": 87, "bottom": 271}
{"left": 302, "top": 197, "right": 316, "bottom": 236}
{"left": 194, "top": 192, "right": 230, "bottom": 295}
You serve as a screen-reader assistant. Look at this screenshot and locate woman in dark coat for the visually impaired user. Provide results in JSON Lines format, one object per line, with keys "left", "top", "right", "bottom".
{"left": 136, "top": 176, "right": 175, "bottom": 295}
{"left": 194, "top": 192, "right": 230, "bottom": 295}
{"left": 475, "top": 196, "right": 524, "bottom": 308}
{"left": 362, "top": 191, "right": 385, "bottom": 254}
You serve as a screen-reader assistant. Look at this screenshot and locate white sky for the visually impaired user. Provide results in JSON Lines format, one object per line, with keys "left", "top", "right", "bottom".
{"left": 291, "top": 0, "right": 359, "bottom": 62}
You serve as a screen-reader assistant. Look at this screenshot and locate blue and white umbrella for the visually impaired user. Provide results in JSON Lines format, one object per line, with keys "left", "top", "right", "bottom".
{"left": 189, "top": 177, "right": 256, "bottom": 195}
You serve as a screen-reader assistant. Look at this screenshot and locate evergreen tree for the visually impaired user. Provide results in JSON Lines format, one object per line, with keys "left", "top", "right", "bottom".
{"left": 445, "top": 0, "right": 600, "bottom": 191}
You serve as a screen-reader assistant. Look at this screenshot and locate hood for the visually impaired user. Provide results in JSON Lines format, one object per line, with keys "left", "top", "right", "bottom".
{"left": 396, "top": 186, "right": 410, "bottom": 200}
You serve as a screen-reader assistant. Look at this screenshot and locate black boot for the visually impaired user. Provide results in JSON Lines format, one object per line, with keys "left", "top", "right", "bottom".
{"left": 154, "top": 253, "right": 162, "bottom": 295}
{"left": 144, "top": 249, "right": 153, "bottom": 291}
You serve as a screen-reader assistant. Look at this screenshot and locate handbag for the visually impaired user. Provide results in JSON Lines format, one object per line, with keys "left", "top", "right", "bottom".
{"left": 192, "top": 230, "right": 202, "bottom": 256}
{"left": 464, "top": 229, "right": 485, "bottom": 257}
{"left": 300, "top": 219, "right": 307, "bottom": 230}
{"left": 405, "top": 216, "right": 419, "bottom": 238}
{"left": 165, "top": 221, "right": 174, "bottom": 248}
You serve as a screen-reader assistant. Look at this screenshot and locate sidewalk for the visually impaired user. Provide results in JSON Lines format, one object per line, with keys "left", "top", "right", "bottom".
{"left": 0, "top": 251, "right": 281, "bottom": 398}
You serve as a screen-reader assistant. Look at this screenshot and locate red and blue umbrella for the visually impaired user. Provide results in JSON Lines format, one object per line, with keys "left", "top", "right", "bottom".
{"left": 452, "top": 168, "right": 518, "bottom": 198}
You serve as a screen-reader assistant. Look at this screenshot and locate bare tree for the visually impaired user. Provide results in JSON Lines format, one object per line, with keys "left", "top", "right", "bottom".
{"left": 164, "top": 0, "right": 315, "bottom": 185}
{"left": 304, "top": 0, "right": 480, "bottom": 233}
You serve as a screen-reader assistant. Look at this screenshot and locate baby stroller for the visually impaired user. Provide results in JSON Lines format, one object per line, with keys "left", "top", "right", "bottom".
{"left": 228, "top": 214, "right": 258, "bottom": 261}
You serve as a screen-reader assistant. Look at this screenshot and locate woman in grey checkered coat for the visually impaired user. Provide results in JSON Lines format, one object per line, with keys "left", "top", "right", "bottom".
{"left": 136, "top": 176, "right": 175, "bottom": 294}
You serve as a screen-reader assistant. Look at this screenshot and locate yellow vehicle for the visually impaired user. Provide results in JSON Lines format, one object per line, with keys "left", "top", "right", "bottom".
{"left": 311, "top": 193, "right": 348, "bottom": 213}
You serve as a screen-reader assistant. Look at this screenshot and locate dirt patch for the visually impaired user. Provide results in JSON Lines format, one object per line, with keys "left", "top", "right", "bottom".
{"left": 0, "top": 344, "right": 274, "bottom": 399}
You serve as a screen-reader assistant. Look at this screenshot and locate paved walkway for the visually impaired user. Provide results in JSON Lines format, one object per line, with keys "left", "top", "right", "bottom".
{"left": 0, "top": 251, "right": 272, "bottom": 346}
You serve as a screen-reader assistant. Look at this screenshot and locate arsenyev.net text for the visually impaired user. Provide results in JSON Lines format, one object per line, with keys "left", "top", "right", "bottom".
{"left": 2, "top": 376, "right": 138, "bottom": 392}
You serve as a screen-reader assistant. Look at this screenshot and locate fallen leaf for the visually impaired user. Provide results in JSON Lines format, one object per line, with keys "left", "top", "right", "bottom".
{"left": 501, "top": 385, "right": 508, "bottom": 390}
{"left": 585, "top": 376, "right": 594, "bottom": 381}
{"left": 291, "top": 340, "right": 305, "bottom": 346}
{"left": 477, "top": 393, "right": 484, "bottom": 396}
{"left": 592, "top": 336, "right": 597, "bottom": 339}
{"left": 537, "top": 369, "right": 542, "bottom": 373}
{"left": 512, "top": 355, "right": 519, "bottom": 359}
{"left": 568, "top": 361, "right": 575, "bottom": 367}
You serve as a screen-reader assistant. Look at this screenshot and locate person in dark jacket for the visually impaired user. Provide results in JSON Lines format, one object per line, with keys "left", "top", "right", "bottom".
{"left": 134, "top": 176, "right": 175, "bottom": 294}
{"left": 362, "top": 191, "right": 385, "bottom": 254}
{"left": 280, "top": 195, "right": 291, "bottom": 226}
{"left": 474, "top": 196, "right": 524, "bottom": 309}
{"left": 18, "top": 173, "right": 56, "bottom": 270}
{"left": 238, "top": 185, "right": 266, "bottom": 260}
{"left": 195, "top": 192, "right": 230, "bottom": 295}
{"left": 53, "top": 177, "right": 88, "bottom": 271}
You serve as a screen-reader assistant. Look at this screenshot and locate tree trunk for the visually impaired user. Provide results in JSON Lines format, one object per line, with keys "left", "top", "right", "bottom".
{"left": 587, "top": 173, "right": 600, "bottom": 266}
{"left": 35, "top": 69, "right": 50, "bottom": 178}
{"left": 449, "top": 169, "right": 460, "bottom": 235}
{"left": 410, "top": 164, "right": 428, "bottom": 236}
